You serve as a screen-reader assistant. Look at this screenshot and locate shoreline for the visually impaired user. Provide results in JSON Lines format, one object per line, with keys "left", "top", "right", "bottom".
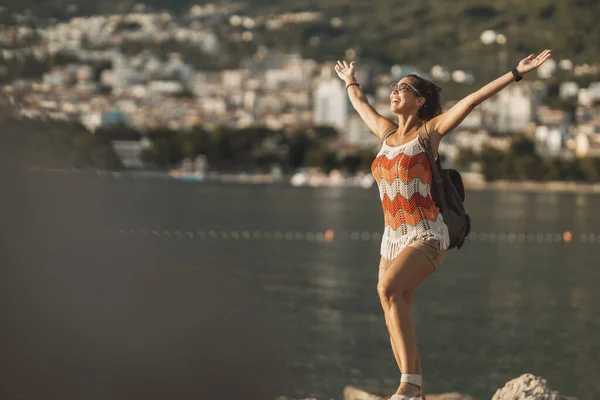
{"left": 23, "top": 167, "right": 600, "bottom": 194}
{"left": 463, "top": 179, "right": 600, "bottom": 194}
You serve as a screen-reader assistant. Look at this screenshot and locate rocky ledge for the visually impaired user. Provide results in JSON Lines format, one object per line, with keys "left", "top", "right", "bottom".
{"left": 279, "top": 373, "right": 577, "bottom": 400}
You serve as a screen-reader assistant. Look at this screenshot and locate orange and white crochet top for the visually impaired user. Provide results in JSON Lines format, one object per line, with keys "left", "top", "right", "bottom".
{"left": 371, "top": 128, "right": 450, "bottom": 261}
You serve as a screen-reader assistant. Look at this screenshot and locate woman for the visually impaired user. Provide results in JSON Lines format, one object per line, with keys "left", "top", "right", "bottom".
{"left": 334, "top": 50, "right": 551, "bottom": 400}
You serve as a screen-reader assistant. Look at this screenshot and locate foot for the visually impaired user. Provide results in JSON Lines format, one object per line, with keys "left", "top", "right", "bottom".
{"left": 390, "top": 374, "right": 422, "bottom": 400}
{"left": 396, "top": 382, "right": 421, "bottom": 397}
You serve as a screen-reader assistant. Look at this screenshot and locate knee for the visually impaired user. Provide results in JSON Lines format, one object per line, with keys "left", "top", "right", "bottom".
{"left": 377, "top": 280, "right": 413, "bottom": 306}
{"left": 376, "top": 282, "right": 387, "bottom": 304}
{"left": 377, "top": 280, "right": 402, "bottom": 305}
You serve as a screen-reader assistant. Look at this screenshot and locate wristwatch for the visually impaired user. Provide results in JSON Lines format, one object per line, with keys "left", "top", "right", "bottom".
{"left": 511, "top": 67, "right": 523, "bottom": 82}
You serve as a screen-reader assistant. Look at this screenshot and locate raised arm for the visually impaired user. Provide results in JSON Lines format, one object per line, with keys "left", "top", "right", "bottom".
{"left": 335, "top": 60, "right": 396, "bottom": 139}
{"left": 427, "top": 50, "right": 552, "bottom": 137}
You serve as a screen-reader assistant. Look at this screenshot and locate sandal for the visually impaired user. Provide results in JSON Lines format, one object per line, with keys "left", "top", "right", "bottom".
{"left": 389, "top": 374, "right": 423, "bottom": 400}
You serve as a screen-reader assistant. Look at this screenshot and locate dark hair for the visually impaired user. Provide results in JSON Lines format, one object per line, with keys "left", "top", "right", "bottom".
{"left": 405, "top": 74, "right": 443, "bottom": 121}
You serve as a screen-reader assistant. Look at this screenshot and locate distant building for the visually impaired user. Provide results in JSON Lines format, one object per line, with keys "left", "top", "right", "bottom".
{"left": 451, "top": 129, "right": 490, "bottom": 153}
{"left": 111, "top": 139, "right": 148, "bottom": 169}
{"left": 455, "top": 107, "right": 483, "bottom": 130}
{"left": 576, "top": 105, "right": 599, "bottom": 124}
{"left": 575, "top": 123, "right": 600, "bottom": 157}
{"left": 345, "top": 114, "right": 380, "bottom": 149}
{"left": 480, "top": 82, "right": 544, "bottom": 133}
{"left": 313, "top": 77, "right": 347, "bottom": 130}
{"left": 81, "top": 112, "right": 102, "bottom": 131}
{"left": 535, "top": 125, "right": 564, "bottom": 156}
{"left": 101, "top": 108, "right": 130, "bottom": 126}
{"left": 537, "top": 106, "right": 571, "bottom": 127}
{"left": 221, "top": 70, "right": 246, "bottom": 89}
{"left": 559, "top": 81, "right": 579, "bottom": 100}
{"left": 199, "top": 32, "right": 220, "bottom": 54}
{"left": 147, "top": 80, "right": 184, "bottom": 95}
{"left": 578, "top": 82, "right": 600, "bottom": 106}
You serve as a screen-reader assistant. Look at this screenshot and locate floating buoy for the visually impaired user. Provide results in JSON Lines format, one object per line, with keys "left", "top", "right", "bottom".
{"left": 325, "top": 229, "right": 335, "bottom": 241}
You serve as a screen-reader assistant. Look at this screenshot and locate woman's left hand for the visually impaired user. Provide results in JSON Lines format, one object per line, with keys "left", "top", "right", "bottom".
{"left": 517, "top": 49, "right": 552, "bottom": 75}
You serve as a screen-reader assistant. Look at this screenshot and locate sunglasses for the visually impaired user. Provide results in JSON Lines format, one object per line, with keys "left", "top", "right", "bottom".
{"left": 389, "top": 82, "right": 422, "bottom": 97}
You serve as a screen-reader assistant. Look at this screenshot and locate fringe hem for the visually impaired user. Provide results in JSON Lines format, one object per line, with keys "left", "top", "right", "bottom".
{"left": 380, "top": 229, "right": 450, "bottom": 261}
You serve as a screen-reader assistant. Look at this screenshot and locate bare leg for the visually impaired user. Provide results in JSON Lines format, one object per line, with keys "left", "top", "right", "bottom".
{"left": 406, "top": 292, "right": 426, "bottom": 399}
{"left": 389, "top": 336, "right": 402, "bottom": 374}
{"left": 378, "top": 247, "right": 435, "bottom": 397}
{"left": 416, "top": 348, "right": 426, "bottom": 400}
{"left": 389, "top": 331, "right": 426, "bottom": 399}
{"left": 379, "top": 258, "right": 425, "bottom": 398}
{"left": 379, "top": 260, "right": 404, "bottom": 376}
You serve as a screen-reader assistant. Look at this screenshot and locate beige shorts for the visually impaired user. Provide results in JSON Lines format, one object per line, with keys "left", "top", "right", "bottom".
{"left": 378, "top": 239, "right": 447, "bottom": 281}
{"left": 407, "top": 238, "right": 447, "bottom": 272}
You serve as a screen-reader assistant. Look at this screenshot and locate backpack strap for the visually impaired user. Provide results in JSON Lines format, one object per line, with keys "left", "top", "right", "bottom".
{"left": 418, "top": 124, "right": 448, "bottom": 212}
{"left": 381, "top": 125, "right": 397, "bottom": 143}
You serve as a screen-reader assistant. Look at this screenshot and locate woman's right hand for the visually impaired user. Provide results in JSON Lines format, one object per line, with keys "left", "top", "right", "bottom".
{"left": 334, "top": 60, "right": 396, "bottom": 139}
{"left": 334, "top": 60, "right": 356, "bottom": 83}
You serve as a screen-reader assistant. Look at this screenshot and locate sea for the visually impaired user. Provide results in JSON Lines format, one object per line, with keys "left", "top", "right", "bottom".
{"left": 1, "top": 172, "right": 598, "bottom": 400}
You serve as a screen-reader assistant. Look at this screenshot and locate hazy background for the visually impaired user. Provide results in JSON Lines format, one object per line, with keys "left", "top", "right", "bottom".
{"left": 1, "top": 1, "right": 599, "bottom": 399}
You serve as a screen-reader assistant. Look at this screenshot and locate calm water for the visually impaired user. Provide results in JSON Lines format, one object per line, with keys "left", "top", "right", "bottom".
{"left": 1, "top": 173, "right": 599, "bottom": 400}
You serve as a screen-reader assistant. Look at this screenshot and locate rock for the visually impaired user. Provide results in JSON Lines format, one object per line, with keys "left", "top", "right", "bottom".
{"left": 492, "top": 374, "right": 577, "bottom": 400}
{"left": 278, "top": 374, "right": 577, "bottom": 400}
{"left": 274, "top": 397, "right": 321, "bottom": 400}
{"left": 426, "top": 394, "right": 476, "bottom": 400}
{"left": 342, "top": 386, "right": 474, "bottom": 400}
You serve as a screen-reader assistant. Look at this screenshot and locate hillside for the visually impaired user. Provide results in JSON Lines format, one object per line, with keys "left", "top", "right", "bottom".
{"left": 252, "top": 0, "right": 599, "bottom": 81}
{"left": 3, "top": 0, "right": 599, "bottom": 84}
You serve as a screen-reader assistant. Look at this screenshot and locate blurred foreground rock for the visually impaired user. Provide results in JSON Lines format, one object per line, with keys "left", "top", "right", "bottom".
{"left": 492, "top": 374, "right": 577, "bottom": 400}
{"left": 278, "top": 373, "right": 577, "bottom": 400}
{"left": 343, "top": 386, "right": 474, "bottom": 400}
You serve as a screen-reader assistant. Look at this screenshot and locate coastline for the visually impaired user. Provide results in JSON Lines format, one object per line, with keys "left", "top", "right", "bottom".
{"left": 464, "top": 179, "right": 600, "bottom": 194}
{"left": 23, "top": 167, "right": 600, "bottom": 194}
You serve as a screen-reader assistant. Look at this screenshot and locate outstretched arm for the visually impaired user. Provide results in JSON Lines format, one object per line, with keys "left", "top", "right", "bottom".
{"left": 334, "top": 60, "right": 396, "bottom": 139}
{"left": 427, "top": 50, "right": 552, "bottom": 137}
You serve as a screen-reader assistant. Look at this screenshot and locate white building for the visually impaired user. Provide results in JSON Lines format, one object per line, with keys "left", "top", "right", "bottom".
{"left": 221, "top": 70, "right": 246, "bottom": 89}
{"left": 480, "top": 82, "right": 543, "bottom": 133}
{"left": 535, "top": 125, "right": 564, "bottom": 156}
{"left": 345, "top": 114, "right": 380, "bottom": 149}
{"left": 578, "top": 82, "right": 600, "bottom": 106}
{"left": 111, "top": 140, "right": 147, "bottom": 169}
{"left": 454, "top": 107, "right": 484, "bottom": 130}
{"left": 313, "top": 78, "right": 347, "bottom": 130}
{"left": 147, "top": 80, "right": 184, "bottom": 95}
{"left": 81, "top": 112, "right": 102, "bottom": 131}
{"left": 451, "top": 129, "right": 490, "bottom": 153}
{"left": 559, "top": 81, "right": 579, "bottom": 99}
{"left": 575, "top": 123, "right": 600, "bottom": 157}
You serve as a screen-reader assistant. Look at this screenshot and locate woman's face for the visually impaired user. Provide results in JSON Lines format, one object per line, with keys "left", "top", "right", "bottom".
{"left": 389, "top": 77, "right": 423, "bottom": 114}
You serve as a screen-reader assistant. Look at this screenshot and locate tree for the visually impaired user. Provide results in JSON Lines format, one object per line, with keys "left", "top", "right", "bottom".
{"left": 479, "top": 146, "right": 508, "bottom": 181}
{"left": 287, "top": 132, "right": 310, "bottom": 171}
{"left": 323, "top": 151, "right": 339, "bottom": 174}
{"left": 88, "top": 143, "right": 124, "bottom": 170}
{"left": 509, "top": 134, "right": 536, "bottom": 156}
{"left": 146, "top": 128, "right": 183, "bottom": 167}
{"left": 510, "top": 154, "right": 544, "bottom": 181}
{"left": 151, "top": 137, "right": 172, "bottom": 168}
{"left": 578, "top": 157, "right": 600, "bottom": 182}
{"left": 304, "top": 148, "right": 326, "bottom": 169}
{"left": 456, "top": 147, "right": 478, "bottom": 169}
{"left": 341, "top": 153, "right": 362, "bottom": 174}
{"left": 542, "top": 157, "right": 563, "bottom": 181}
{"left": 0, "top": 109, "right": 124, "bottom": 171}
